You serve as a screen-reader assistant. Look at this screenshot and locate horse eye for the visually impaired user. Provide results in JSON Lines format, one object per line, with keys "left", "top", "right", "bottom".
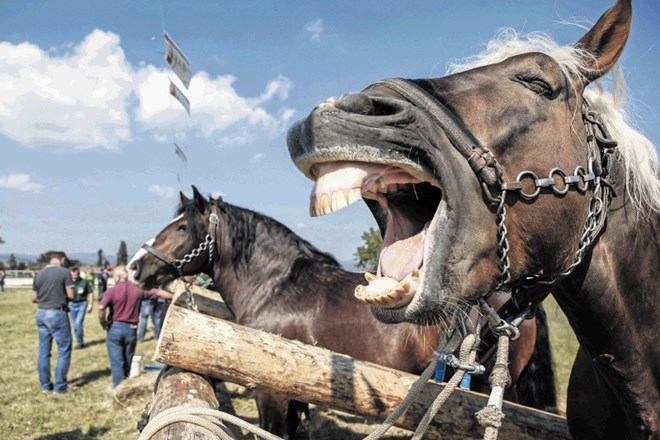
{"left": 177, "top": 224, "right": 187, "bottom": 232}
{"left": 515, "top": 75, "right": 553, "bottom": 97}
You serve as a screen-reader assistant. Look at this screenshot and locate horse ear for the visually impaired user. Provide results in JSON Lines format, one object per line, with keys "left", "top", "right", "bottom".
{"left": 574, "top": 0, "right": 631, "bottom": 88}
{"left": 179, "top": 191, "right": 190, "bottom": 205}
{"left": 191, "top": 185, "right": 208, "bottom": 213}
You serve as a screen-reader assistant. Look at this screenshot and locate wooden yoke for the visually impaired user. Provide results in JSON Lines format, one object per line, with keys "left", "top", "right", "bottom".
{"left": 147, "top": 299, "right": 570, "bottom": 440}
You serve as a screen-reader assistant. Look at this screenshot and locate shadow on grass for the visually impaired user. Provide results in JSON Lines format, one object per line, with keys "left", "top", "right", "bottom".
{"left": 77, "top": 338, "right": 106, "bottom": 349}
{"left": 70, "top": 367, "right": 112, "bottom": 387}
{"left": 35, "top": 426, "right": 110, "bottom": 440}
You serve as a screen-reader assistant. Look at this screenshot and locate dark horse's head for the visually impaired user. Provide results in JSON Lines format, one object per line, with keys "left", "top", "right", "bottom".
{"left": 129, "top": 186, "right": 219, "bottom": 289}
{"left": 287, "top": 1, "right": 639, "bottom": 325}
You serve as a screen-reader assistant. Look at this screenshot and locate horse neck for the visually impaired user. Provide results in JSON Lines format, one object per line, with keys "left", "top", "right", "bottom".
{"left": 208, "top": 220, "right": 344, "bottom": 321}
{"left": 555, "top": 198, "right": 660, "bottom": 424}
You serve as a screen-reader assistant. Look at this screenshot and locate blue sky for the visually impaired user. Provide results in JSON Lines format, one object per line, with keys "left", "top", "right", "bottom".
{"left": 0, "top": 0, "right": 658, "bottom": 264}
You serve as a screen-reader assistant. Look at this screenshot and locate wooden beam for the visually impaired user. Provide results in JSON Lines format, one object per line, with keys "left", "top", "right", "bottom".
{"left": 165, "top": 279, "right": 235, "bottom": 321}
{"left": 155, "top": 306, "right": 570, "bottom": 440}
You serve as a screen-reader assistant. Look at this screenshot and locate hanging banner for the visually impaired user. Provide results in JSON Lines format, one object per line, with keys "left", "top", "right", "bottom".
{"left": 169, "top": 80, "right": 191, "bottom": 116}
{"left": 174, "top": 143, "right": 188, "bottom": 164}
{"left": 164, "top": 32, "right": 192, "bottom": 89}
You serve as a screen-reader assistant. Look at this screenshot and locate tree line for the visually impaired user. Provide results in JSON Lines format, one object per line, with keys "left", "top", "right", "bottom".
{"left": 0, "top": 240, "right": 130, "bottom": 271}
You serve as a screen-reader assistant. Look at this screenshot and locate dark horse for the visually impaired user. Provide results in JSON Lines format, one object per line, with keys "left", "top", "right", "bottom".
{"left": 129, "top": 186, "right": 557, "bottom": 438}
{"left": 287, "top": 0, "right": 659, "bottom": 438}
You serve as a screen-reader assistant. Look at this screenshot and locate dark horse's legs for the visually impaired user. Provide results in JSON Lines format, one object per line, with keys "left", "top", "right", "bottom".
{"left": 255, "top": 391, "right": 310, "bottom": 439}
{"left": 515, "top": 305, "right": 558, "bottom": 413}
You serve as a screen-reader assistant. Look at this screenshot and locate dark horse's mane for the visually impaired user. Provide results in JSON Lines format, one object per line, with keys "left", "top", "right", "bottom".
{"left": 176, "top": 195, "right": 341, "bottom": 278}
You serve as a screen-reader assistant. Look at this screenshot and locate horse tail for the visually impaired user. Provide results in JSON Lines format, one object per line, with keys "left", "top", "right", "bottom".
{"left": 515, "top": 304, "right": 559, "bottom": 413}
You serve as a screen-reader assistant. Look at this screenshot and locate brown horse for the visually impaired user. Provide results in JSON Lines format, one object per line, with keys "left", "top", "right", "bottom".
{"left": 287, "top": 1, "right": 659, "bottom": 438}
{"left": 129, "top": 186, "right": 557, "bottom": 439}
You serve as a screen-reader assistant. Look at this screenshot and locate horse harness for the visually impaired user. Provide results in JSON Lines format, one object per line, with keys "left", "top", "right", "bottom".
{"left": 141, "top": 205, "right": 220, "bottom": 278}
{"left": 366, "top": 77, "right": 620, "bottom": 358}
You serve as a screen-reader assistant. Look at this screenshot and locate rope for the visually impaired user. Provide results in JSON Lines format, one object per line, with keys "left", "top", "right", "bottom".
{"left": 475, "top": 334, "right": 511, "bottom": 440}
{"left": 411, "top": 334, "right": 479, "bottom": 440}
{"left": 138, "top": 406, "right": 284, "bottom": 440}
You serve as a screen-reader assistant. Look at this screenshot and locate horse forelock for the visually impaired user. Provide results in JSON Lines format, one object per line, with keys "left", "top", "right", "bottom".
{"left": 447, "top": 28, "right": 660, "bottom": 215}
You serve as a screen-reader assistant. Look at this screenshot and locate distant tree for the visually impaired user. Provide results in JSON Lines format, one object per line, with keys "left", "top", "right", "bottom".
{"left": 117, "top": 241, "right": 128, "bottom": 266}
{"left": 16, "top": 261, "right": 26, "bottom": 270}
{"left": 104, "top": 259, "right": 110, "bottom": 267}
{"left": 0, "top": 261, "right": 5, "bottom": 270}
{"left": 0, "top": 236, "right": 5, "bottom": 245}
{"left": 8, "top": 253, "right": 17, "bottom": 270}
{"left": 96, "top": 249, "right": 104, "bottom": 267}
{"left": 354, "top": 227, "right": 383, "bottom": 272}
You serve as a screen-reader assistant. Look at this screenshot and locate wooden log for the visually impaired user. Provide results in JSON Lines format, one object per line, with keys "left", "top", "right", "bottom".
{"left": 146, "top": 366, "right": 221, "bottom": 439}
{"left": 155, "top": 306, "right": 570, "bottom": 440}
{"left": 165, "top": 279, "right": 235, "bottom": 321}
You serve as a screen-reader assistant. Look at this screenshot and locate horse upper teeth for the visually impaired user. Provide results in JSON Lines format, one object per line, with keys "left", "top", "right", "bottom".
{"left": 310, "top": 188, "right": 364, "bottom": 217}
{"left": 364, "top": 272, "right": 377, "bottom": 282}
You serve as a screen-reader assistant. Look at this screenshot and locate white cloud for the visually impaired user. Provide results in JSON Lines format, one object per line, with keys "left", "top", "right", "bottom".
{"left": 0, "top": 173, "right": 44, "bottom": 192}
{"left": 0, "top": 30, "right": 295, "bottom": 151}
{"left": 0, "top": 30, "right": 133, "bottom": 150}
{"left": 134, "top": 69, "right": 295, "bottom": 143}
{"left": 305, "top": 19, "right": 324, "bottom": 43}
{"left": 250, "top": 153, "right": 265, "bottom": 163}
{"left": 148, "top": 184, "right": 177, "bottom": 198}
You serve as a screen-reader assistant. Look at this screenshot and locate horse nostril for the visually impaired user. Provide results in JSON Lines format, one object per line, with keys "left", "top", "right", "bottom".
{"left": 130, "top": 261, "right": 141, "bottom": 280}
{"left": 333, "top": 92, "right": 377, "bottom": 115}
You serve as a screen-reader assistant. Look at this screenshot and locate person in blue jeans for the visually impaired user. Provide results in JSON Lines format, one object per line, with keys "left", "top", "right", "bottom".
{"left": 68, "top": 267, "right": 94, "bottom": 348}
{"left": 137, "top": 299, "right": 155, "bottom": 342}
{"left": 31, "top": 252, "right": 75, "bottom": 393}
{"left": 98, "top": 266, "right": 172, "bottom": 388}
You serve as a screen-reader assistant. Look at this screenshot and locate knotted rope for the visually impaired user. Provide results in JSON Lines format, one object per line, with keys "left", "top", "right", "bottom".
{"left": 475, "top": 334, "right": 512, "bottom": 440}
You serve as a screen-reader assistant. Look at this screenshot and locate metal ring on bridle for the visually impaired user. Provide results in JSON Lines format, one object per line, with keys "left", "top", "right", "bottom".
{"left": 549, "top": 168, "right": 570, "bottom": 195}
{"left": 515, "top": 170, "right": 541, "bottom": 200}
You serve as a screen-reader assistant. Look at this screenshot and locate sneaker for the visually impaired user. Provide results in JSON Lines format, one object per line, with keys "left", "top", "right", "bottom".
{"left": 41, "top": 389, "right": 52, "bottom": 394}
{"left": 76, "top": 343, "right": 85, "bottom": 349}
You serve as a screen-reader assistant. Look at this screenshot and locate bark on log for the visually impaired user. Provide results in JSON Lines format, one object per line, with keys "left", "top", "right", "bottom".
{"left": 155, "top": 306, "right": 570, "bottom": 440}
{"left": 146, "top": 366, "right": 221, "bottom": 439}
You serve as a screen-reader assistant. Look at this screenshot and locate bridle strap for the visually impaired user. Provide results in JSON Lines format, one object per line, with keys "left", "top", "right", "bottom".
{"left": 364, "top": 77, "right": 501, "bottom": 187}
{"left": 142, "top": 243, "right": 178, "bottom": 266}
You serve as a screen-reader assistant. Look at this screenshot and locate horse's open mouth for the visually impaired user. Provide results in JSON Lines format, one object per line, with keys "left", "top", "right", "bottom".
{"left": 309, "top": 161, "right": 442, "bottom": 309}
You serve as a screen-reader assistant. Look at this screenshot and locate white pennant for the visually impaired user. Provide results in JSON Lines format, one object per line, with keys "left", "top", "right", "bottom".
{"left": 164, "top": 32, "right": 192, "bottom": 89}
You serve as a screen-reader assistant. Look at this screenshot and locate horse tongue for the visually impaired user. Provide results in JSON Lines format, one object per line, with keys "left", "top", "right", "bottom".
{"left": 379, "top": 229, "right": 425, "bottom": 281}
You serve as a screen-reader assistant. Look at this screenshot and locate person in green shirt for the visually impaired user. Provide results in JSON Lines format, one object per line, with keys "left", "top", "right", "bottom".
{"left": 69, "top": 267, "right": 94, "bottom": 348}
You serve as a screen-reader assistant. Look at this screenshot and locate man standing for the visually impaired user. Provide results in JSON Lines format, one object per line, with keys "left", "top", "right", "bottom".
{"left": 31, "top": 252, "right": 75, "bottom": 393}
{"left": 68, "top": 267, "right": 94, "bottom": 348}
{"left": 98, "top": 266, "right": 172, "bottom": 388}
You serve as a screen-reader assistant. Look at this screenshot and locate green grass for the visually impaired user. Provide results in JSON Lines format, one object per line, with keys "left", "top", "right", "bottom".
{"left": 0, "top": 287, "right": 161, "bottom": 440}
{"left": 0, "top": 287, "right": 578, "bottom": 439}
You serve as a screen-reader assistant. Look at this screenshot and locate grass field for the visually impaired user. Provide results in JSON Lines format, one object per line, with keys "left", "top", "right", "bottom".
{"left": 0, "top": 287, "right": 578, "bottom": 439}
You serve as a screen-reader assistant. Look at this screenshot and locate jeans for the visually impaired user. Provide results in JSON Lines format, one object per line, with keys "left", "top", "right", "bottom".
{"left": 36, "top": 308, "right": 72, "bottom": 392}
{"left": 106, "top": 322, "right": 137, "bottom": 387}
{"left": 138, "top": 301, "right": 154, "bottom": 341}
{"left": 69, "top": 301, "right": 87, "bottom": 347}
{"left": 152, "top": 300, "right": 170, "bottom": 340}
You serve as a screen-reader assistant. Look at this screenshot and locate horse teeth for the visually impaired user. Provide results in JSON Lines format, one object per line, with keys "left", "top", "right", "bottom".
{"left": 309, "top": 195, "right": 319, "bottom": 217}
{"left": 331, "top": 190, "right": 348, "bottom": 211}
{"left": 354, "top": 285, "right": 365, "bottom": 297}
{"left": 364, "top": 272, "right": 377, "bottom": 282}
{"left": 320, "top": 193, "right": 331, "bottom": 215}
{"left": 348, "top": 187, "right": 362, "bottom": 204}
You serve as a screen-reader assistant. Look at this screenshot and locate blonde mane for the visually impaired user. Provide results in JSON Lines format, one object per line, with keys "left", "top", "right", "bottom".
{"left": 447, "top": 29, "right": 660, "bottom": 215}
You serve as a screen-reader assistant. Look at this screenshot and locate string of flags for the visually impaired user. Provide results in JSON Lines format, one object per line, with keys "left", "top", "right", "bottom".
{"left": 163, "top": 32, "right": 192, "bottom": 165}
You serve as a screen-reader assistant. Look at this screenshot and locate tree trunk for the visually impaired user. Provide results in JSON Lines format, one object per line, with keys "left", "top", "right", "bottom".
{"left": 154, "top": 306, "right": 570, "bottom": 440}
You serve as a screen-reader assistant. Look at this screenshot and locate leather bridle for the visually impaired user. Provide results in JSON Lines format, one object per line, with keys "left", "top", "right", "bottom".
{"left": 364, "top": 77, "right": 619, "bottom": 330}
{"left": 141, "top": 205, "right": 220, "bottom": 278}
